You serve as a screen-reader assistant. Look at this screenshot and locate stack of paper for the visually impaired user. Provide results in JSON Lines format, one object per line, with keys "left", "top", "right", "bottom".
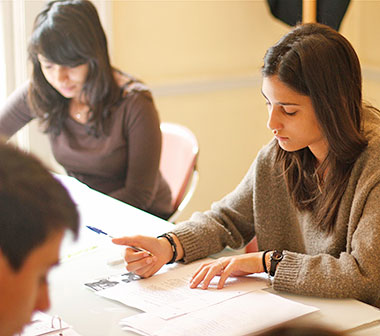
{"left": 88, "top": 260, "right": 267, "bottom": 319}
{"left": 119, "top": 290, "right": 318, "bottom": 336}
{"left": 84, "top": 259, "right": 319, "bottom": 335}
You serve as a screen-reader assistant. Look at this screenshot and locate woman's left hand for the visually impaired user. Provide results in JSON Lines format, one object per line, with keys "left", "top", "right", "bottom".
{"left": 190, "top": 252, "right": 265, "bottom": 290}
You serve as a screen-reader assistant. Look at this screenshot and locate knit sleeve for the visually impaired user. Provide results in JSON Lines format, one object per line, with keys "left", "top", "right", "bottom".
{"left": 0, "top": 82, "right": 34, "bottom": 138}
{"left": 274, "top": 179, "right": 380, "bottom": 307}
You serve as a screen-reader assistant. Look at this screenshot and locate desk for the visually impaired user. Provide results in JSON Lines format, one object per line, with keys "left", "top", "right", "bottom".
{"left": 49, "top": 175, "right": 380, "bottom": 336}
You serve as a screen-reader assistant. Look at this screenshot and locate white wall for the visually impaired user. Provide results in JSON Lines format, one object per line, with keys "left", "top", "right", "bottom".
{"left": 111, "top": 0, "right": 380, "bottom": 222}
{"left": 3, "top": 0, "right": 380, "bottom": 222}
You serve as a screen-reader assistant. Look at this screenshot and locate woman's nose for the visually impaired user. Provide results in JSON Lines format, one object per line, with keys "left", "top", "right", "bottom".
{"left": 266, "top": 107, "right": 283, "bottom": 132}
{"left": 56, "top": 66, "right": 68, "bottom": 83}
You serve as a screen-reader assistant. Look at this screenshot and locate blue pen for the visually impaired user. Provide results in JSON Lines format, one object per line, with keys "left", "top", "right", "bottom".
{"left": 86, "top": 225, "right": 151, "bottom": 255}
{"left": 86, "top": 225, "right": 113, "bottom": 237}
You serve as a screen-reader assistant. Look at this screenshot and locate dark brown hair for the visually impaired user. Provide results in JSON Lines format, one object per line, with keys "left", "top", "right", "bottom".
{"left": 262, "top": 23, "right": 368, "bottom": 233}
{"left": 0, "top": 142, "right": 79, "bottom": 270}
{"left": 27, "top": 0, "right": 120, "bottom": 136}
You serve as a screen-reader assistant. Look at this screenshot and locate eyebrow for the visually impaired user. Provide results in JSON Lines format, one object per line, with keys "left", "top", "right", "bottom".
{"left": 261, "top": 90, "right": 300, "bottom": 106}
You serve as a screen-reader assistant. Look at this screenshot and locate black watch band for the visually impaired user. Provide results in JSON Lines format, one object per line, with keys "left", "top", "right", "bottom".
{"left": 269, "top": 250, "right": 283, "bottom": 277}
{"left": 157, "top": 233, "right": 177, "bottom": 264}
{"left": 262, "top": 250, "right": 271, "bottom": 274}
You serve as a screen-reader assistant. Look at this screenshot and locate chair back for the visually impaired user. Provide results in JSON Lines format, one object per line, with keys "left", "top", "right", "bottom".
{"left": 160, "top": 122, "right": 199, "bottom": 222}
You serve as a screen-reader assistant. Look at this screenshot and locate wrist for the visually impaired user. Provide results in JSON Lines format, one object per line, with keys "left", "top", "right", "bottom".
{"left": 266, "top": 251, "right": 272, "bottom": 274}
{"left": 157, "top": 236, "right": 174, "bottom": 264}
{"left": 262, "top": 250, "right": 271, "bottom": 273}
{"left": 171, "top": 234, "right": 184, "bottom": 261}
{"left": 262, "top": 250, "right": 283, "bottom": 276}
{"left": 157, "top": 233, "right": 184, "bottom": 264}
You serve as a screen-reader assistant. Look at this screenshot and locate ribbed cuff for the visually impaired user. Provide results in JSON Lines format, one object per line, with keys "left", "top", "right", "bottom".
{"left": 169, "top": 224, "right": 209, "bottom": 263}
{"left": 273, "top": 251, "right": 303, "bottom": 292}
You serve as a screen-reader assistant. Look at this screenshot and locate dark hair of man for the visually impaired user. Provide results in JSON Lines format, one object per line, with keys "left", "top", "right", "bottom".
{"left": 27, "top": 0, "right": 120, "bottom": 137}
{"left": 262, "top": 23, "right": 368, "bottom": 233}
{"left": 0, "top": 142, "right": 79, "bottom": 270}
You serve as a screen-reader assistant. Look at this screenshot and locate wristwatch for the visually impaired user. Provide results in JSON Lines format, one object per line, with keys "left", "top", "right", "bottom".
{"left": 269, "top": 250, "right": 283, "bottom": 277}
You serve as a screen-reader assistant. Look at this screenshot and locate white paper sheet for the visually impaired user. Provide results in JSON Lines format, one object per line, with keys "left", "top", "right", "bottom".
{"left": 120, "top": 290, "right": 319, "bottom": 336}
{"left": 86, "top": 259, "right": 269, "bottom": 319}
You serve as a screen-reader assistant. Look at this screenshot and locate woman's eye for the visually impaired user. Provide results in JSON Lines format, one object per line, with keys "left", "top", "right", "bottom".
{"left": 41, "top": 63, "right": 53, "bottom": 70}
{"left": 281, "top": 107, "right": 297, "bottom": 115}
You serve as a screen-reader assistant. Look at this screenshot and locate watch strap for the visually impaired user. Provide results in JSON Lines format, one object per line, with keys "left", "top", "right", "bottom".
{"left": 269, "top": 250, "right": 283, "bottom": 277}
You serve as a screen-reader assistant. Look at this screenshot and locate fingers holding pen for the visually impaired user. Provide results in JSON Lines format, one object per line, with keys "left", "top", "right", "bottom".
{"left": 124, "top": 246, "right": 152, "bottom": 262}
{"left": 123, "top": 247, "right": 157, "bottom": 276}
{"left": 112, "top": 235, "right": 168, "bottom": 277}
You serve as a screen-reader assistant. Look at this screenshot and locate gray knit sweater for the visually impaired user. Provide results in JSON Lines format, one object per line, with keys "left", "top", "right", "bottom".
{"left": 171, "top": 108, "right": 380, "bottom": 308}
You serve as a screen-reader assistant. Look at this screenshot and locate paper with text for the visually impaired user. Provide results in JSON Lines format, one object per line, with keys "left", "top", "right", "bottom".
{"left": 86, "top": 259, "right": 269, "bottom": 319}
{"left": 120, "top": 290, "right": 319, "bottom": 336}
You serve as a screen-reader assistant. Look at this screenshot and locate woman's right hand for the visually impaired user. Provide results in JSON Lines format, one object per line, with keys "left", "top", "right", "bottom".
{"left": 112, "top": 235, "right": 176, "bottom": 278}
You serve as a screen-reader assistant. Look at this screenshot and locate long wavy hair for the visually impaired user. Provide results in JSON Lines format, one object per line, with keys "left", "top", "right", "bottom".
{"left": 27, "top": 0, "right": 120, "bottom": 136}
{"left": 262, "top": 23, "right": 368, "bottom": 233}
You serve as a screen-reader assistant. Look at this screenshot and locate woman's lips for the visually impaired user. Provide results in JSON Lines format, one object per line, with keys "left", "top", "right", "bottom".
{"left": 275, "top": 135, "right": 288, "bottom": 141}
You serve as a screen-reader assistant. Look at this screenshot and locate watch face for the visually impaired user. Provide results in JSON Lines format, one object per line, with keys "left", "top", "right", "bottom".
{"left": 271, "top": 250, "right": 283, "bottom": 261}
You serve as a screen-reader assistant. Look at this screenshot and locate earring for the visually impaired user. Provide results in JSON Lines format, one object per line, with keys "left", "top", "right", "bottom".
{"left": 272, "top": 129, "right": 278, "bottom": 136}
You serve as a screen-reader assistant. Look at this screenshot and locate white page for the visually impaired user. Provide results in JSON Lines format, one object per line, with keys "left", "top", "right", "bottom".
{"left": 120, "top": 290, "right": 319, "bottom": 336}
{"left": 87, "top": 259, "right": 268, "bottom": 319}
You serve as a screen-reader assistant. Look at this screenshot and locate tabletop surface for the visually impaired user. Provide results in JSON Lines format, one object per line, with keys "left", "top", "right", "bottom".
{"left": 48, "top": 175, "right": 380, "bottom": 336}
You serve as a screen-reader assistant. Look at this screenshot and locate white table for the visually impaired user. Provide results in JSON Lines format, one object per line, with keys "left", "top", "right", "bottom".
{"left": 49, "top": 175, "right": 380, "bottom": 336}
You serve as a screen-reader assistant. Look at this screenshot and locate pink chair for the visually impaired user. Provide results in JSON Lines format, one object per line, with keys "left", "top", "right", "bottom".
{"left": 245, "top": 236, "right": 259, "bottom": 253}
{"left": 160, "top": 122, "right": 199, "bottom": 223}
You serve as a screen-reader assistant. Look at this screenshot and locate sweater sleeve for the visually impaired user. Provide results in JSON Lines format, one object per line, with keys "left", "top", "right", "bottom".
{"left": 0, "top": 82, "right": 34, "bottom": 138}
{"left": 170, "top": 160, "right": 257, "bottom": 263}
{"left": 274, "top": 180, "right": 380, "bottom": 307}
{"left": 108, "top": 90, "right": 162, "bottom": 211}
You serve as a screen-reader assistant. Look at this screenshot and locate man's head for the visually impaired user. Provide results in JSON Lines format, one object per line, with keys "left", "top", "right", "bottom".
{"left": 0, "top": 142, "right": 79, "bottom": 336}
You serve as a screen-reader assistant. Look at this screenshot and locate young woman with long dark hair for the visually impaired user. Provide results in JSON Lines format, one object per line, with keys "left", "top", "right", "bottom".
{"left": 0, "top": 0, "right": 172, "bottom": 219}
{"left": 113, "top": 23, "right": 380, "bottom": 307}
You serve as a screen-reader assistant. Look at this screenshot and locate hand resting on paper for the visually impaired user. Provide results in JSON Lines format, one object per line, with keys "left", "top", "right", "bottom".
{"left": 190, "top": 252, "right": 266, "bottom": 290}
{"left": 113, "top": 235, "right": 267, "bottom": 290}
{"left": 112, "top": 234, "right": 184, "bottom": 278}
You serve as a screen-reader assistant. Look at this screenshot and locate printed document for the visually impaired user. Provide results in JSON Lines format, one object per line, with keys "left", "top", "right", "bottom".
{"left": 85, "top": 259, "right": 269, "bottom": 319}
{"left": 119, "top": 290, "right": 319, "bottom": 336}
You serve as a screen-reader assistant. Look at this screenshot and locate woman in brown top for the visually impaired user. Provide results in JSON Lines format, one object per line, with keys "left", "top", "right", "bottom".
{"left": 0, "top": 0, "right": 172, "bottom": 219}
